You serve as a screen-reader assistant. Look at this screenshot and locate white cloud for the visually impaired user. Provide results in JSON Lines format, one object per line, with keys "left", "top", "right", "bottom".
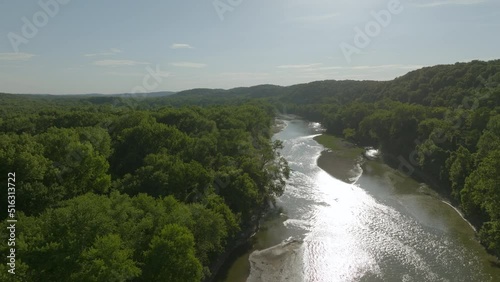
{"left": 278, "top": 64, "right": 425, "bottom": 82}
{"left": 414, "top": 0, "right": 487, "bottom": 7}
{"left": 350, "top": 64, "right": 423, "bottom": 70}
{"left": 0, "top": 52, "right": 35, "bottom": 61}
{"left": 218, "top": 72, "right": 270, "bottom": 79}
{"left": 84, "top": 48, "right": 122, "bottom": 57}
{"left": 105, "top": 70, "right": 171, "bottom": 77}
{"left": 93, "top": 60, "right": 149, "bottom": 67}
{"left": 170, "top": 43, "right": 194, "bottom": 49}
{"left": 305, "top": 66, "right": 343, "bottom": 71}
{"left": 281, "top": 64, "right": 423, "bottom": 74}
{"left": 351, "top": 65, "right": 388, "bottom": 70}
{"left": 277, "top": 63, "right": 322, "bottom": 69}
{"left": 104, "top": 71, "right": 144, "bottom": 76}
{"left": 170, "top": 62, "right": 206, "bottom": 68}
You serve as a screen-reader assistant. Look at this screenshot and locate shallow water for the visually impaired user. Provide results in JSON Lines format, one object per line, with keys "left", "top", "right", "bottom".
{"left": 223, "top": 118, "right": 500, "bottom": 282}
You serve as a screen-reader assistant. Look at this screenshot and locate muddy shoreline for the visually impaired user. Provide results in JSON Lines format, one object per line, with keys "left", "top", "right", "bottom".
{"left": 247, "top": 239, "right": 304, "bottom": 282}
{"left": 208, "top": 117, "right": 293, "bottom": 282}
{"left": 219, "top": 123, "right": 500, "bottom": 281}
{"left": 313, "top": 134, "right": 365, "bottom": 183}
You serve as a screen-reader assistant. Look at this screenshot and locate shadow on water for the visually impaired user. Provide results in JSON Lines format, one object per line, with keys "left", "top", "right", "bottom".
{"left": 213, "top": 240, "right": 253, "bottom": 282}
{"left": 213, "top": 208, "right": 285, "bottom": 282}
{"left": 489, "top": 259, "right": 500, "bottom": 269}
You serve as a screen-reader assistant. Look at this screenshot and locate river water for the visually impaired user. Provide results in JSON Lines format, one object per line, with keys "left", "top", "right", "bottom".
{"left": 223, "top": 118, "right": 500, "bottom": 282}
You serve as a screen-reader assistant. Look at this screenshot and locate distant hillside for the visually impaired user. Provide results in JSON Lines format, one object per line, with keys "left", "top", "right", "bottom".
{"left": 76, "top": 91, "right": 175, "bottom": 105}
{"left": 1, "top": 59, "right": 500, "bottom": 258}
{"left": 151, "top": 60, "right": 495, "bottom": 108}
{"left": 171, "top": 85, "right": 284, "bottom": 98}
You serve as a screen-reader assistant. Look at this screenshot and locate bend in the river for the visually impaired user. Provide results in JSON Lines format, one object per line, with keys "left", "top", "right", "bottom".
{"left": 223, "top": 117, "right": 500, "bottom": 282}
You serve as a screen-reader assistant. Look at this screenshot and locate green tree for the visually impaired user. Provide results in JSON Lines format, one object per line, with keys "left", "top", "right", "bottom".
{"left": 72, "top": 234, "right": 141, "bottom": 282}
{"left": 142, "top": 224, "right": 202, "bottom": 282}
{"left": 462, "top": 149, "right": 500, "bottom": 256}
{"left": 446, "top": 146, "right": 474, "bottom": 200}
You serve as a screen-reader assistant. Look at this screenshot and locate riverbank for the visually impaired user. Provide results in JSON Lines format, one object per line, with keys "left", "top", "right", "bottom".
{"left": 221, "top": 120, "right": 500, "bottom": 281}
{"left": 271, "top": 118, "right": 287, "bottom": 134}
{"left": 313, "top": 134, "right": 364, "bottom": 183}
{"left": 205, "top": 218, "right": 259, "bottom": 282}
{"left": 209, "top": 118, "right": 291, "bottom": 282}
{"left": 314, "top": 130, "right": 496, "bottom": 280}
{"left": 247, "top": 239, "right": 304, "bottom": 282}
{"left": 313, "top": 133, "right": 473, "bottom": 219}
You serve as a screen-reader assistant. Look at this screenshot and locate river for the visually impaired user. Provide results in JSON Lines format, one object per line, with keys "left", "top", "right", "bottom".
{"left": 222, "top": 118, "right": 500, "bottom": 282}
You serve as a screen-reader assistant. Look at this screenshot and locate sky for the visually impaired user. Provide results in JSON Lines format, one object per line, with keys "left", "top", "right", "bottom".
{"left": 0, "top": 0, "right": 499, "bottom": 94}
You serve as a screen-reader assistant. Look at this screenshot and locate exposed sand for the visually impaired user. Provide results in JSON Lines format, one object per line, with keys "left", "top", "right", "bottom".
{"left": 314, "top": 134, "right": 365, "bottom": 184}
{"left": 316, "top": 151, "right": 362, "bottom": 184}
{"left": 247, "top": 239, "right": 304, "bottom": 282}
{"left": 272, "top": 119, "right": 288, "bottom": 134}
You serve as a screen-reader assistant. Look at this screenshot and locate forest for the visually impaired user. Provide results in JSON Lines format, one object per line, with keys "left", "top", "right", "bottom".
{"left": 1, "top": 59, "right": 500, "bottom": 281}
{"left": 0, "top": 99, "right": 290, "bottom": 281}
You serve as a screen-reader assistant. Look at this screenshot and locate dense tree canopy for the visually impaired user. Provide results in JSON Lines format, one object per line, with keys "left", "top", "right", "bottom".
{"left": 1, "top": 59, "right": 499, "bottom": 280}
{"left": 0, "top": 99, "right": 289, "bottom": 281}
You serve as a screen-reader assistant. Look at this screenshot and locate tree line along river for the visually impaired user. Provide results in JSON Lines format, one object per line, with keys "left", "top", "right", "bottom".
{"left": 221, "top": 117, "right": 500, "bottom": 282}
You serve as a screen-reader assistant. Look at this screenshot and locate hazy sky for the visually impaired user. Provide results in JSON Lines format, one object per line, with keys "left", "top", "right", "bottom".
{"left": 0, "top": 0, "right": 499, "bottom": 94}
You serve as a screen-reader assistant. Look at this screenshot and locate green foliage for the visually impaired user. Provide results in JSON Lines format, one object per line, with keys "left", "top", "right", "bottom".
{"left": 72, "top": 234, "right": 141, "bottom": 282}
{"left": 142, "top": 224, "right": 202, "bottom": 282}
{"left": 3, "top": 58, "right": 499, "bottom": 277}
{"left": 110, "top": 118, "right": 190, "bottom": 177}
{"left": 462, "top": 150, "right": 500, "bottom": 219}
{"left": 342, "top": 128, "right": 356, "bottom": 141}
{"left": 120, "top": 150, "right": 212, "bottom": 200}
{"left": 0, "top": 192, "right": 244, "bottom": 281}
{"left": 0, "top": 97, "right": 290, "bottom": 280}
{"left": 446, "top": 146, "right": 474, "bottom": 200}
{"left": 479, "top": 222, "right": 500, "bottom": 256}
